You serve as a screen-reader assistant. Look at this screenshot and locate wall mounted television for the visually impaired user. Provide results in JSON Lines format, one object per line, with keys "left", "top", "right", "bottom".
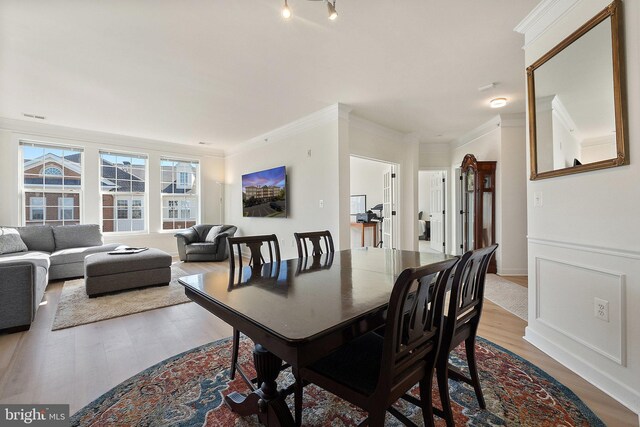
{"left": 242, "top": 166, "right": 287, "bottom": 218}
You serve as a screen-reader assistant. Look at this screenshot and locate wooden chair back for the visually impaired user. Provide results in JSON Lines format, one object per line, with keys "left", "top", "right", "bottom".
{"left": 377, "top": 257, "right": 458, "bottom": 393}
{"left": 294, "top": 230, "right": 334, "bottom": 258}
{"left": 440, "top": 244, "right": 498, "bottom": 352}
{"left": 227, "top": 235, "right": 281, "bottom": 283}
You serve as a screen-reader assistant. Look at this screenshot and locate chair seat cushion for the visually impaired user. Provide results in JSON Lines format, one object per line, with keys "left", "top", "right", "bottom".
{"left": 308, "top": 332, "right": 383, "bottom": 395}
{"left": 185, "top": 242, "right": 218, "bottom": 255}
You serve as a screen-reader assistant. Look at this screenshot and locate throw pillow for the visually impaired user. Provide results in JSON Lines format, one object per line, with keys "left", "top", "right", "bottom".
{"left": 0, "top": 227, "right": 29, "bottom": 255}
{"left": 205, "top": 225, "right": 224, "bottom": 243}
{"left": 52, "top": 224, "right": 103, "bottom": 250}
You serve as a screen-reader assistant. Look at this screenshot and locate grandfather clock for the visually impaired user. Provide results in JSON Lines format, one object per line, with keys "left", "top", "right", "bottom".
{"left": 461, "top": 154, "right": 497, "bottom": 273}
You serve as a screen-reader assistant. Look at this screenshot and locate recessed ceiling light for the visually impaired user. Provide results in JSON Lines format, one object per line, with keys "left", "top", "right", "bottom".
{"left": 489, "top": 98, "right": 507, "bottom": 108}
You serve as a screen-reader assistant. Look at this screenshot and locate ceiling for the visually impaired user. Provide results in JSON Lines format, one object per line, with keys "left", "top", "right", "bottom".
{"left": 0, "top": 0, "right": 538, "bottom": 150}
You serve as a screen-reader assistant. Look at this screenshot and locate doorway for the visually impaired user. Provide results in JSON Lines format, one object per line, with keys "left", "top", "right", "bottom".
{"left": 350, "top": 156, "right": 399, "bottom": 249}
{"left": 418, "top": 170, "right": 447, "bottom": 253}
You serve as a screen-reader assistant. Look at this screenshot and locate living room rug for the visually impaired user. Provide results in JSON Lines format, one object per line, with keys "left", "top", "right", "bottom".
{"left": 70, "top": 336, "right": 604, "bottom": 426}
{"left": 484, "top": 274, "right": 528, "bottom": 321}
{"left": 51, "top": 265, "right": 192, "bottom": 331}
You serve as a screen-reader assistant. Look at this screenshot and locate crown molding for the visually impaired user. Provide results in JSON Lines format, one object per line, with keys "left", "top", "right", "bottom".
{"left": 0, "top": 117, "right": 225, "bottom": 157}
{"left": 514, "top": 0, "right": 581, "bottom": 49}
{"left": 348, "top": 114, "right": 407, "bottom": 142}
{"left": 225, "top": 103, "right": 351, "bottom": 157}
{"left": 451, "top": 115, "right": 501, "bottom": 149}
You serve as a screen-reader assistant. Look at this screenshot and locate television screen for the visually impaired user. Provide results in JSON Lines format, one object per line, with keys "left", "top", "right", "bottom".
{"left": 242, "top": 166, "right": 287, "bottom": 218}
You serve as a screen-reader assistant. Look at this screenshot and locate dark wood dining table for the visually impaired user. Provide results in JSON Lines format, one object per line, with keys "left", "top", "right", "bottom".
{"left": 179, "top": 247, "right": 456, "bottom": 426}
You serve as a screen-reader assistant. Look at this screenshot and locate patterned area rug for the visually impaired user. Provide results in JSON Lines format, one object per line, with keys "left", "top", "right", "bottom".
{"left": 484, "top": 274, "right": 528, "bottom": 320}
{"left": 71, "top": 336, "right": 604, "bottom": 426}
{"left": 51, "top": 265, "right": 191, "bottom": 330}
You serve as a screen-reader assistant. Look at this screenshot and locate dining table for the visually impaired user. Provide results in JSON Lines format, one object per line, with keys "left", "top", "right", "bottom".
{"left": 178, "top": 247, "right": 456, "bottom": 426}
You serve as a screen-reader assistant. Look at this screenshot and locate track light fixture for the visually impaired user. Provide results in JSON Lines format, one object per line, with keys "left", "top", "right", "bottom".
{"left": 282, "top": 0, "right": 291, "bottom": 19}
{"left": 327, "top": 0, "right": 337, "bottom": 20}
{"left": 279, "top": 0, "right": 338, "bottom": 21}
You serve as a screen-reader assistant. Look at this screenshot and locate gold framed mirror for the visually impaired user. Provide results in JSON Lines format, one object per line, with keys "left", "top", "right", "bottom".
{"left": 527, "top": 0, "right": 627, "bottom": 180}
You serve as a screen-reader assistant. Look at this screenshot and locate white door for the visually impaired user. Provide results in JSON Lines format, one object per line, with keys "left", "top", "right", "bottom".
{"left": 454, "top": 168, "right": 463, "bottom": 255}
{"left": 382, "top": 166, "right": 397, "bottom": 249}
{"left": 429, "top": 172, "right": 445, "bottom": 252}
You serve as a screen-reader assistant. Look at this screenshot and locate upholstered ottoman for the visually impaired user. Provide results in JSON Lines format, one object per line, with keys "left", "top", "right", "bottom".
{"left": 84, "top": 249, "right": 172, "bottom": 297}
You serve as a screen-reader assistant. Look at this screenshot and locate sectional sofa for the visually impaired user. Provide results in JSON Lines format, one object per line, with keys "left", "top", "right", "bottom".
{"left": 0, "top": 224, "right": 121, "bottom": 332}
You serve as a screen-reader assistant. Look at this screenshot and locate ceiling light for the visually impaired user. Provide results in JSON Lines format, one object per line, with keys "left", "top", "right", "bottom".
{"left": 489, "top": 98, "right": 507, "bottom": 108}
{"left": 282, "top": 0, "right": 292, "bottom": 19}
{"left": 327, "top": 0, "right": 337, "bottom": 20}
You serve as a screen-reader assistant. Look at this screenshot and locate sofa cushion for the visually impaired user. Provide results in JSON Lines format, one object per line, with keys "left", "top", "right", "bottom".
{"left": 50, "top": 243, "right": 123, "bottom": 266}
{"left": 185, "top": 242, "right": 218, "bottom": 255}
{"left": 53, "top": 224, "right": 103, "bottom": 250}
{"left": 204, "top": 225, "right": 223, "bottom": 243}
{"left": 16, "top": 226, "right": 55, "bottom": 253}
{"left": 0, "top": 227, "right": 28, "bottom": 255}
{"left": 85, "top": 249, "right": 172, "bottom": 277}
{"left": 0, "top": 250, "right": 51, "bottom": 271}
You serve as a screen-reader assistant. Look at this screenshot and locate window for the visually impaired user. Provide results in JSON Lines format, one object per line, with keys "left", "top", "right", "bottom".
{"left": 161, "top": 158, "right": 199, "bottom": 230}
{"left": 21, "top": 142, "right": 82, "bottom": 226}
{"left": 29, "top": 197, "right": 45, "bottom": 220}
{"left": 58, "top": 197, "right": 75, "bottom": 220}
{"left": 100, "top": 151, "right": 147, "bottom": 232}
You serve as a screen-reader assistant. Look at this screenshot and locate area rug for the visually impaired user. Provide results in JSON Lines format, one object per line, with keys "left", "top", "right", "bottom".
{"left": 71, "top": 336, "right": 604, "bottom": 426}
{"left": 51, "top": 265, "right": 191, "bottom": 331}
{"left": 484, "top": 274, "right": 528, "bottom": 321}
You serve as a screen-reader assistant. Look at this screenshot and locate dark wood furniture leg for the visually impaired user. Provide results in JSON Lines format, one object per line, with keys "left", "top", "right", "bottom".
{"left": 225, "top": 344, "right": 295, "bottom": 427}
{"left": 230, "top": 328, "right": 240, "bottom": 379}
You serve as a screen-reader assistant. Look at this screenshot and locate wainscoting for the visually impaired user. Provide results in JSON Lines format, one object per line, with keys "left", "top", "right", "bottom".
{"left": 526, "top": 237, "right": 640, "bottom": 418}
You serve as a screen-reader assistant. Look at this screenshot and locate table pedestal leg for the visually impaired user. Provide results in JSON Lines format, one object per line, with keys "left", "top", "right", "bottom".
{"left": 225, "top": 344, "right": 295, "bottom": 427}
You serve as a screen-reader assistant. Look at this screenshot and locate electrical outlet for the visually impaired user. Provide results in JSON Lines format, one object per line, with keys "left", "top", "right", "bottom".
{"left": 594, "top": 297, "right": 609, "bottom": 322}
{"left": 534, "top": 192, "right": 543, "bottom": 207}
{"left": 319, "top": 199, "right": 324, "bottom": 208}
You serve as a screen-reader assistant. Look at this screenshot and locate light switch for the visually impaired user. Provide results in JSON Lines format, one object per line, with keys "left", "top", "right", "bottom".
{"left": 319, "top": 200, "right": 324, "bottom": 208}
{"left": 534, "top": 192, "right": 543, "bottom": 207}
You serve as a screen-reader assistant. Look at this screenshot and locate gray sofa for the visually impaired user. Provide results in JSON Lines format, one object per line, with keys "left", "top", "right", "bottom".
{"left": 0, "top": 224, "right": 121, "bottom": 332}
{"left": 175, "top": 224, "right": 237, "bottom": 262}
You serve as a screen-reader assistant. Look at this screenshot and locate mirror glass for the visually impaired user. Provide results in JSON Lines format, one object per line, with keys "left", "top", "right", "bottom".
{"left": 534, "top": 19, "right": 615, "bottom": 172}
{"left": 528, "top": 1, "right": 626, "bottom": 180}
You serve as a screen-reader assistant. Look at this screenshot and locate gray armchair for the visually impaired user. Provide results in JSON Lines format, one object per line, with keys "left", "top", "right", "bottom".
{"left": 175, "top": 224, "right": 237, "bottom": 262}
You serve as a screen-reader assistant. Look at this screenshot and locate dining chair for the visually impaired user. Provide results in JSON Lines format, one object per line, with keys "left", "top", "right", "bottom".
{"left": 294, "top": 230, "right": 334, "bottom": 258}
{"left": 436, "top": 244, "right": 498, "bottom": 427}
{"left": 226, "top": 235, "right": 281, "bottom": 381}
{"left": 298, "top": 257, "right": 459, "bottom": 427}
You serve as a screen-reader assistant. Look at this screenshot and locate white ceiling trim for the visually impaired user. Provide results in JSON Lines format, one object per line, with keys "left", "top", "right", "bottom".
{"left": 0, "top": 117, "right": 225, "bottom": 158}
{"left": 225, "top": 103, "right": 352, "bottom": 158}
{"left": 514, "top": 0, "right": 581, "bottom": 48}
{"left": 348, "top": 114, "right": 407, "bottom": 142}
{"left": 451, "top": 115, "right": 501, "bottom": 149}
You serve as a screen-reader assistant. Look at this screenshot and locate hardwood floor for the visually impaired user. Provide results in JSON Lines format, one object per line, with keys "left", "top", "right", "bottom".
{"left": 0, "top": 263, "right": 637, "bottom": 425}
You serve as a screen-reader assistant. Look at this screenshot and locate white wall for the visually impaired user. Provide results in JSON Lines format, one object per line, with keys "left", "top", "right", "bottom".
{"left": 419, "top": 143, "right": 451, "bottom": 169}
{"left": 224, "top": 105, "right": 343, "bottom": 260}
{"left": 418, "top": 171, "right": 433, "bottom": 219}
{"left": 349, "top": 115, "right": 418, "bottom": 250}
{"left": 449, "top": 114, "right": 528, "bottom": 275}
{"left": 519, "top": 0, "right": 640, "bottom": 416}
{"left": 0, "top": 118, "right": 224, "bottom": 255}
{"left": 350, "top": 156, "right": 388, "bottom": 247}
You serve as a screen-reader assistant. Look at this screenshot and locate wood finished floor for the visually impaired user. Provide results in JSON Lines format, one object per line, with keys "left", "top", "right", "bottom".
{"left": 0, "top": 263, "right": 637, "bottom": 426}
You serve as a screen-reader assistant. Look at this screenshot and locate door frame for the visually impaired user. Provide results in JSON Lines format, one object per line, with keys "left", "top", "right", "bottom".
{"left": 350, "top": 155, "right": 400, "bottom": 250}
{"left": 418, "top": 168, "right": 450, "bottom": 255}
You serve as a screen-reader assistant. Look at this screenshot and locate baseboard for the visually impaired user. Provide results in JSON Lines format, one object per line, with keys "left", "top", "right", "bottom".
{"left": 497, "top": 268, "right": 528, "bottom": 276}
{"left": 524, "top": 326, "right": 640, "bottom": 416}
